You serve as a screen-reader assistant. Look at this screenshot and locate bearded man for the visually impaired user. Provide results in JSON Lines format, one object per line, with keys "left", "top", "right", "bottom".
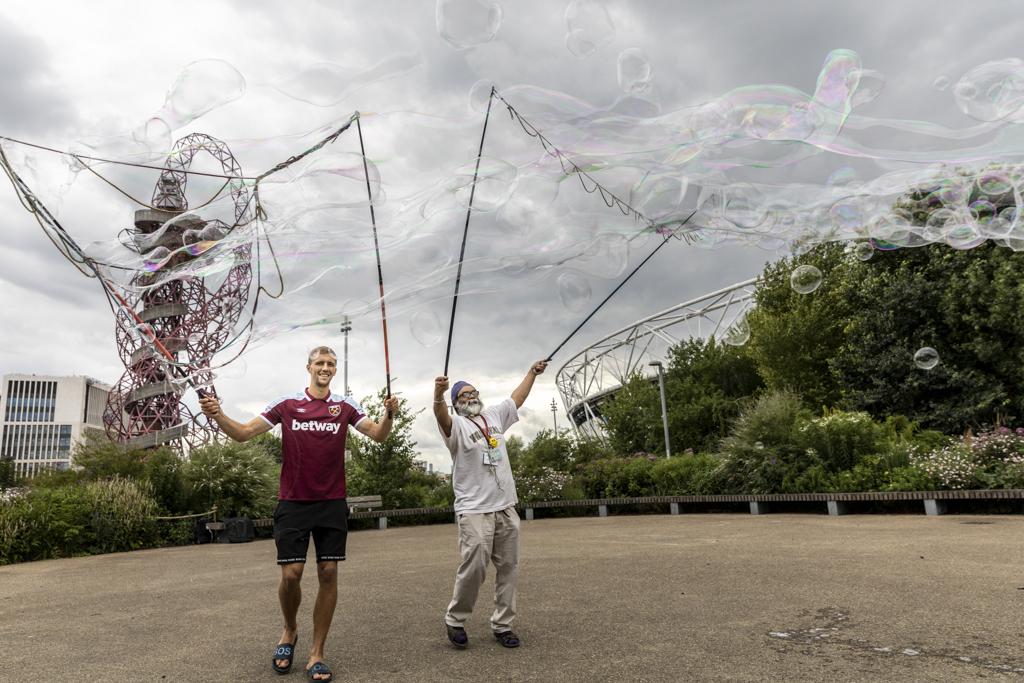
{"left": 432, "top": 360, "right": 548, "bottom": 650}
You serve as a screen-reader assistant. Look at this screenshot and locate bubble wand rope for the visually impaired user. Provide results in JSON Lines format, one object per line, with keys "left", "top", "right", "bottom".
{"left": 492, "top": 89, "right": 701, "bottom": 247}
{"left": 543, "top": 209, "right": 698, "bottom": 362}
{"left": 355, "top": 113, "right": 393, "bottom": 417}
{"left": 443, "top": 86, "right": 496, "bottom": 377}
{"left": 0, "top": 143, "right": 213, "bottom": 397}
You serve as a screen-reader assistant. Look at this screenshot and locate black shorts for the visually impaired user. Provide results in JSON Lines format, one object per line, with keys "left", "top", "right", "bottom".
{"left": 273, "top": 498, "right": 348, "bottom": 565}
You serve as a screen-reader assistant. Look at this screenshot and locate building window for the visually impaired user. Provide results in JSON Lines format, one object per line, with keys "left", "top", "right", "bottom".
{"left": 4, "top": 380, "right": 57, "bottom": 422}
{"left": 2, "top": 424, "right": 73, "bottom": 465}
{"left": 58, "top": 425, "right": 72, "bottom": 459}
{"left": 85, "top": 385, "right": 108, "bottom": 426}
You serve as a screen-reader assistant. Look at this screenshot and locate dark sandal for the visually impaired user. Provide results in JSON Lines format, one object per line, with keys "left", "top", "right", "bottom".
{"left": 446, "top": 623, "right": 469, "bottom": 649}
{"left": 306, "top": 661, "right": 333, "bottom": 681}
{"left": 494, "top": 630, "right": 521, "bottom": 648}
{"left": 272, "top": 636, "right": 297, "bottom": 675}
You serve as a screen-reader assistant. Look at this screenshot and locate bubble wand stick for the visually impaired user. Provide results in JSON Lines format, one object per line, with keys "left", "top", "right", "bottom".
{"left": 443, "top": 86, "right": 496, "bottom": 377}
{"left": 543, "top": 210, "right": 698, "bottom": 363}
{"left": 355, "top": 113, "right": 394, "bottom": 417}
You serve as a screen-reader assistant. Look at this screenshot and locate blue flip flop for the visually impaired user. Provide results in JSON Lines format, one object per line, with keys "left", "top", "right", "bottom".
{"left": 272, "top": 636, "right": 297, "bottom": 675}
{"left": 306, "top": 661, "right": 333, "bottom": 681}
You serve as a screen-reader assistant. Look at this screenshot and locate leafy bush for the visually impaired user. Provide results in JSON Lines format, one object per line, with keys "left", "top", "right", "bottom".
{"left": 513, "top": 429, "right": 575, "bottom": 473}
{"left": 346, "top": 391, "right": 434, "bottom": 510}
{"left": 715, "top": 391, "right": 818, "bottom": 493}
{"left": 576, "top": 457, "right": 656, "bottom": 498}
{"left": 886, "top": 464, "right": 937, "bottom": 491}
{"left": 650, "top": 454, "right": 719, "bottom": 495}
{"left": 182, "top": 441, "right": 278, "bottom": 517}
{"left": 0, "top": 478, "right": 158, "bottom": 565}
{"left": 570, "top": 436, "right": 616, "bottom": 467}
{"left": 976, "top": 462, "right": 1024, "bottom": 489}
{"left": 142, "top": 448, "right": 188, "bottom": 514}
{"left": 601, "top": 375, "right": 664, "bottom": 456}
{"left": 830, "top": 455, "right": 889, "bottom": 492}
{"left": 796, "top": 410, "right": 884, "bottom": 472}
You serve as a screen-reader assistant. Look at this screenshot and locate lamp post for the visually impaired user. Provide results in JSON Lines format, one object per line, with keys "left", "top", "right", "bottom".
{"left": 340, "top": 317, "right": 352, "bottom": 396}
{"left": 648, "top": 360, "right": 671, "bottom": 458}
{"left": 551, "top": 398, "right": 558, "bottom": 433}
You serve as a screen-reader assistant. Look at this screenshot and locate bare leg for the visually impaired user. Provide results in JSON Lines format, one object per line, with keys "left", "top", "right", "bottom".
{"left": 276, "top": 563, "right": 304, "bottom": 669}
{"left": 306, "top": 560, "right": 338, "bottom": 681}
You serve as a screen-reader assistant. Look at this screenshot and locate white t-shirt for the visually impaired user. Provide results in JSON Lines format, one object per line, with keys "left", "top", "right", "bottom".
{"left": 440, "top": 397, "right": 519, "bottom": 514}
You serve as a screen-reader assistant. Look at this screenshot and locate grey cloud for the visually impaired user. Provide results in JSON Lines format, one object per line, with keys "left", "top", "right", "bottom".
{"left": 0, "top": 15, "right": 76, "bottom": 136}
{"left": 3, "top": 0, "right": 1024, "bottom": 471}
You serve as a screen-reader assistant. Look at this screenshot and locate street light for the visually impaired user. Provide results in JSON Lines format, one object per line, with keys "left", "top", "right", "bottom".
{"left": 551, "top": 398, "right": 559, "bottom": 433}
{"left": 648, "top": 360, "right": 671, "bottom": 458}
{"left": 339, "top": 317, "right": 352, "bottom": 396}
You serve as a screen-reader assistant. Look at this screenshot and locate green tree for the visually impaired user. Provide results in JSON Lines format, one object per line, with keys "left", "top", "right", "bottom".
{"left": 744, "top": 242, "right": 853, "bottom": 408}
{"left": 249, "top": 431, "right": 283, "bottom": 465}
{"left": 71, "top": 432, "right": 148, "bottom": 481}
{"left": 513, "top": 428, "right": 575, "bottom": 474}
{"left": 832, "top": 243, "right": 1024, "bottom": 431}
{"left": 600, "top": 374, "right": 663, "bottom": 455}
{"left": 664, "top": 337, "right": 762, "bottom": 452}
{"left": 346, "top": 389, "right": 435, "bottom": 509}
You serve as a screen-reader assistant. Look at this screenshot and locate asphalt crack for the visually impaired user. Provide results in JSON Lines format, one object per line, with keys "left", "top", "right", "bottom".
{"left": 768, "top": 607, "right": 1024, "bottom": 676}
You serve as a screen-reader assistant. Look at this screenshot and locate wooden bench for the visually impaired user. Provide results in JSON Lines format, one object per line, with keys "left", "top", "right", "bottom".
{"left": 205, "top": 490, "right": 1023, "bottom": 538}
{"left": 518, "top": 490, "right": 1024, "bottom": 519}
{"left": 349, "top": 504, "right": 453, "bottom": 530}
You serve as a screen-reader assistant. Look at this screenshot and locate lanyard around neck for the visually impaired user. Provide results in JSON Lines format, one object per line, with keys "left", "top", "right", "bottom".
{"left": 469, "top": 415, "right": 498, "bottom": 449}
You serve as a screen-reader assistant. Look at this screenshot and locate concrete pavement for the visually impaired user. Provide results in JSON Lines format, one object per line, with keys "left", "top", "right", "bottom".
{"left": 1, "top": 513, "right": 1022, "bottom": 681}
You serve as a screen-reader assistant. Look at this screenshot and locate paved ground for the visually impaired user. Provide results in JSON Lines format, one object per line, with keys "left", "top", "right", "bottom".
{"left": 1, "top": 513, "right": 1022, "bottom": 682}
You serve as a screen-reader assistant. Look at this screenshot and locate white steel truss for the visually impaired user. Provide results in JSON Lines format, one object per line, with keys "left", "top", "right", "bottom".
{"left": 554, "top": 278, "right": 760, "bottom": 438}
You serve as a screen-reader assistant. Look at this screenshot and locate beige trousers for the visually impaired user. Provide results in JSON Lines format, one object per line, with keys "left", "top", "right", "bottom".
{"left": 444, "top": 506, "right": 521, "bottom": 633}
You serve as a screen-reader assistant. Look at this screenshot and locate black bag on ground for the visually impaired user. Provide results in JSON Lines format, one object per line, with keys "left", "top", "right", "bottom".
{"left": 223, "top": 517, "right": 255, "bottom": 543}
{"left": 194, "top": 517, "right": 214, "bottom": 544}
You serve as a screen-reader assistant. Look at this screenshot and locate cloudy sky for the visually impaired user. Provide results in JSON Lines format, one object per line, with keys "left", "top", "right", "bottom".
{"left": 1, "top": 0, "right": 1021, "bottom": 471}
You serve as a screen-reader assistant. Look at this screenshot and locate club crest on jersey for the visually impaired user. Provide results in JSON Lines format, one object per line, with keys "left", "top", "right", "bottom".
{"left": 328, "top": 405, "right": 341, "bottom": 417}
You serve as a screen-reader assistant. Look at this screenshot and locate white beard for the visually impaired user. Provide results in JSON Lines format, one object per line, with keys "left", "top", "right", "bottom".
{"left": 455, "top": 399, "right": 484, "bottom": 417}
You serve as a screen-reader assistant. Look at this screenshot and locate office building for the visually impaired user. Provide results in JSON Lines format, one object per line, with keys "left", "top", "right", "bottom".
{"left": 0, "top": 374, "right": 111, "bottom": 478}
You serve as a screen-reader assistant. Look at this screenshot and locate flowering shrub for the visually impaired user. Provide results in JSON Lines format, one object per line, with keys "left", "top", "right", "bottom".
{"left": 910, "top": 428, "right": 1024, "bottom": 490}
{"left": 515, "top": 467, "right": 572, "bottom": 502}
{"left": 965, "top": 427, "right": 1024, "bottom": 467}
{"left": 911, "top": 444, "right": 978, "bottom": 489}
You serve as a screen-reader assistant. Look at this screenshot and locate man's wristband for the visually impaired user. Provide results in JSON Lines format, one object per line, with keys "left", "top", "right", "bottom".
{"left": 433, "top": 398, "right": 446, "bottom": 404}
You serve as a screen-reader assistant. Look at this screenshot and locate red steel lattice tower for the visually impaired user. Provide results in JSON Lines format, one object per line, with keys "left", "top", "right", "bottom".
{"left": 103, "top": 134, "right": 253, "bottom": 450}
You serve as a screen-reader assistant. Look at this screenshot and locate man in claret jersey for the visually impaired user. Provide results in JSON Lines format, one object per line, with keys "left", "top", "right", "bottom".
{"left": 200, "top": 345, "right": 397, "bottom": 682}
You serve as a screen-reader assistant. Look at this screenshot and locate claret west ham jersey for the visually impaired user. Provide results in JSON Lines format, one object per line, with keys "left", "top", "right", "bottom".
{"left": 260, "top": 389, "right": 367, "bottom": 501}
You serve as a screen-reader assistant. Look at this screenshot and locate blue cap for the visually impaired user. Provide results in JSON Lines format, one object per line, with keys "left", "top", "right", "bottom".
{"left": 451, "top": 381, "right": 472, "bottom": 405}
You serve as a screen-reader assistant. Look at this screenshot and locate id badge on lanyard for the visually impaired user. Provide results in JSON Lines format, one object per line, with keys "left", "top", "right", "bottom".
{"left": 471, "top": 416, "right": 502, "bottom": 466}
{"left": 483, "top": 448, "right": 503, "bottom": 466}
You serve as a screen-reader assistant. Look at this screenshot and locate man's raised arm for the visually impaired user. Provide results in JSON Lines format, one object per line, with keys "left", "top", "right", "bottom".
{"left": 199, "top": 396, "right": 273, "bottom": 443}
{"left": 511, "top": 361, "right": 548, "bottom": 408}
{"left": 433, "top": 376, "right": 453, "bottom": 438}
{"left": 354, "top": 396, "right": 399, "bottom": 443}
